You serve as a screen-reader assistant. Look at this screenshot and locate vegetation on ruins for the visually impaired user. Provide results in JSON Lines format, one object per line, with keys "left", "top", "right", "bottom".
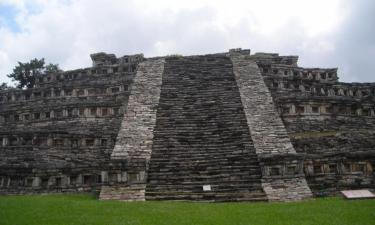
{"left": 166, "top": 54, "right": 183, "bottom": 58}
{"left": 6, "top": 58, "right": 62, "bottom": 89}
{"left": 0, "top": 194, "right": 374, "bottom": 225}
{"left": 0, "top": 82, "right": 12, "bottom": 91}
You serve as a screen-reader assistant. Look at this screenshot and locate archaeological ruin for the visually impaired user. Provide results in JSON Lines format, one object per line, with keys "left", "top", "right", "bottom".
{"left": 0, "top": 48, "right": 374, "bottom": 202}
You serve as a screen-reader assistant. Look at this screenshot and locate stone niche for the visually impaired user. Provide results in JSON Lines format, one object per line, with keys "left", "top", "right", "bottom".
{"left": 258, "top": 153, "right": 305, "bottom": 178}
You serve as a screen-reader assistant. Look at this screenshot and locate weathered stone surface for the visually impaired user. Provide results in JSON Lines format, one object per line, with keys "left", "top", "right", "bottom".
{"left": 145, "top": 55, "right": 266, "bottom": 201}
{"left": 100, "top": 58, "right": 165, "bottom": 201}
{"left": 230, "top": 53, "right": 295, "bottom": 155}
{"left": 100, "top": 184, "right": 146, "bottom": 201}
{"left": 111, "top": 58, "right": 165, "bottom": 160}
{"left": 230, "top": 53, "right": 312, "bottom": 201}
{"left": 0, "top": 48, "right": 374, "bottom": 202}
{"left": 255, "top": 53, "right": 375, "bottom": 196}
{"left": 0, "top": 53, "right": 142, "bottom": 195}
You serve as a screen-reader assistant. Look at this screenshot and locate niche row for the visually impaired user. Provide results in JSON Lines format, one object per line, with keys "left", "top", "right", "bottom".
{"left": 0, "top": 85, "right": 128, "bottom": 103}
{"left": 281, "top": 103, "right": 375, "bottom": 117}
{"left": 0, "top": 174, "right": 102, "bottom": 189}
{"left": 261, "top": 65, "right": 337, "bottom": 81}
{"left": 265, "top": 161, "right": 371, "bottom": 177}
{"left": 0, "top": 106, "right": 123, "bottom": 124}
{"left": 268, "top": 80, "right": 375, "bottom": 98}
{"left": 0, "top": 169, "right": 144, "bottom": 189}
{"left": 35, "top": 63, "right": 139, "bottom": 86}
{"left": 304, "top": 161, "right": 372, "bottom": 176}
{"left": 0, "top": 135, "right": 115, "bottom": 147}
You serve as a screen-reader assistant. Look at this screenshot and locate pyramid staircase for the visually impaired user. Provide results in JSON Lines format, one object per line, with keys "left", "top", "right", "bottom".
{"left": 145, "top": 56, "right": 267, "bottom": 201}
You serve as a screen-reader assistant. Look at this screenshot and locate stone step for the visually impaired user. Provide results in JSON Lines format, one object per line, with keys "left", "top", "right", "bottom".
{"left": 146, "top": 56, "right": 266, "bottom": 201}
{"left": 145, "top": 191, "right": 267, "bottom": 202}
{"left": 148, "top": 158, "right": 259, "bottom": 164}
{"left": 147, "top": 174, "right": 261, "bottom": 179}
{"left": 99, "top": 184, "right": 146, "bottom": 201}
{"left": 146, "top": 183, "right": 263, "bottom": 190}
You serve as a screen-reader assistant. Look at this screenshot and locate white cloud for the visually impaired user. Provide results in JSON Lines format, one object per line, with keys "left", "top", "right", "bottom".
{"left": 0, "top": 0, "right": 373, "bottom": 84}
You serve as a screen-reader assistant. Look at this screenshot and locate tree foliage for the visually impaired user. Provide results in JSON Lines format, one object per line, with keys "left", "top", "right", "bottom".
{"left": 0, "top": 82, "right": 11, "bottom": 91}
{"left": 7, "top": 58, "right": 62, "bottom": 89}
{"left": 45, "top": 63, "right": 62, "bottom": 74}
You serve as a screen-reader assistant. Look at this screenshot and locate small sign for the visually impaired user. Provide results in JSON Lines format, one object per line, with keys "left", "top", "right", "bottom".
{"left": 341, "top": 190, "right": 375, "bottom": 199}
{"left": 203, "top": 185, "right": 211, "bottom": 191}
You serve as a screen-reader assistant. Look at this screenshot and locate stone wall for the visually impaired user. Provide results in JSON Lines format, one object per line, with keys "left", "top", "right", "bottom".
{"left": 255, "top": 52, "right": 375, "bottom": 196}
{"left": 0, "top": 53, "right": 142, "bottom": 195}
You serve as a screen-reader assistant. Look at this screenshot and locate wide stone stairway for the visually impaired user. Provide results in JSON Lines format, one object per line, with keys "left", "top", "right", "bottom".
{"left": 145, "top": 56, "right": 267, "bottom": 201}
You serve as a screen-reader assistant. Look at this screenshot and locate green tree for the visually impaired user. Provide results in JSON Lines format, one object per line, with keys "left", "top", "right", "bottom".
{"left": 45, "top": 63, "right": 62, "bottom": 74}
{"left": 7, "top": 58, "right": 61, "bottom": 89}
{"left": 0, "top": 82, "right": 11, "bottom": 91}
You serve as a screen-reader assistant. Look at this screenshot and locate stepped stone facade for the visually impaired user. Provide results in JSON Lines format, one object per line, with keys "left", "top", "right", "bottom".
{"left": 1, "top": 48, "right": 374, "bottom": 202}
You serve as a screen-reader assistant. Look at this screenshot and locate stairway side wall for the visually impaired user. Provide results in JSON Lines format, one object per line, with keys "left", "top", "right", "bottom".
{"left": 230, "top": 53, "right": 312, "bottom": 201}
{"left": 100, "top": 58, "right": 165, "bottom": 201}
{"left": 111, "top": 58, "right": 165, "bottom": 160}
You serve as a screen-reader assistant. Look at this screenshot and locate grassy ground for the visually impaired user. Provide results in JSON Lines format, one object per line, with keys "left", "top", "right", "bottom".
{"left": 0, "top": 194, "right": 374, "bottom": 225}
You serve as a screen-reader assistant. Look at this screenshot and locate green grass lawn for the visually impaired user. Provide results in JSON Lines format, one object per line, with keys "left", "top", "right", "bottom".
{"left": 0, "top": 194, "right": 374, "bottom": 225}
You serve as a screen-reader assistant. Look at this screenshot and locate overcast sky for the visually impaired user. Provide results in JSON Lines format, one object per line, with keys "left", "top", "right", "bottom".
{"left": 0, "top": 0, "right": 374, "bottom": 84}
